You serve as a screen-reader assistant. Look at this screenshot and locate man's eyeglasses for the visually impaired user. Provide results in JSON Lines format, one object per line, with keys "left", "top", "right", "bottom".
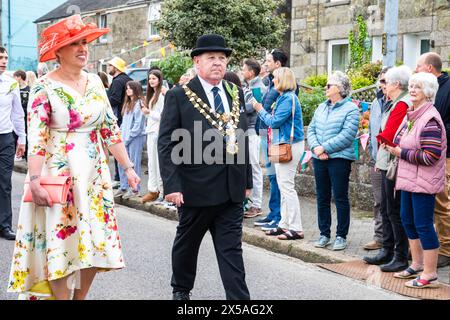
{"left": 379, "top": 79, "right": 386, "bottom": 84}
{"left": 326, "top": 84, "right": 337, "bottom": 89}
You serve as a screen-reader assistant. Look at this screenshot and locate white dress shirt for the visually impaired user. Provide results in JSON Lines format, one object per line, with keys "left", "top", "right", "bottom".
{"left": 198, "top": 76, "right": 231, "bottom": 114}
{"left": 0, "top": 74, "right": 26, "bottom": 144}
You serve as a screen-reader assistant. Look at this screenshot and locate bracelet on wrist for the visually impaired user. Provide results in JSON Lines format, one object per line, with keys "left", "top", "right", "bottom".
{"left": 123, "top": 163, "right": 134, "bottom": 171}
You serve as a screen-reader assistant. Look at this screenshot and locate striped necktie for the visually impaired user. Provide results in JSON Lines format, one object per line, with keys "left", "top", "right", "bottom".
{"left": 212, "top": 86, "right": 225, "bottom": 114}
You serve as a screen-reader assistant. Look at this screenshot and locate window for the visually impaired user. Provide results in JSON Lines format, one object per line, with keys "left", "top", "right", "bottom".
{"left": 98, "top": 14, "right": 108, "bottom": 43}
{"left": 325, "top": 0, "right": 351, "bottom": 6}
{"left": 420, "top": 39, "right": 430, "bottom": 55}
{"left": 403, "top": 33, "right": 430, "bottom": 69}
{"left": 327, "top": 39, "right": 349, "bottom": 75}
{"left": 148, "top": 2, "right": 161, "bottom": 38}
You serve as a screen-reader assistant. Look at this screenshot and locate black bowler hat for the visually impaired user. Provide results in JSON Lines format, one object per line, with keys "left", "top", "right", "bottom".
{"left": 190, "top": 34, "right": 233, "bottom": 58}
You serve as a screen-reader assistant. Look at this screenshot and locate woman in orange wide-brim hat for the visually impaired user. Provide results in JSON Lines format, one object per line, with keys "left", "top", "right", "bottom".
{"left": 6, "top": 14, "right": 140, "bottom": 300}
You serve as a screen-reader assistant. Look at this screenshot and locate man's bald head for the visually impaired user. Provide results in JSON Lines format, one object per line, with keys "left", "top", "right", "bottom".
{"left": 416, "top": 52, "right": 442, "bottom": 76}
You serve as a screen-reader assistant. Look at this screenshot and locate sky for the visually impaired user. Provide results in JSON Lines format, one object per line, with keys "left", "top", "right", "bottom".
{"left": 2, "top": 0, "right": 67, "bottom": 71}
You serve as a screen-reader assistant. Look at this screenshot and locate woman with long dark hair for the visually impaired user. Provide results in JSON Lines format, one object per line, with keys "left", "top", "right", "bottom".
{"left": 115, "top": 81, "right": 146, "bottom": 198}
{"left": 142, "top": 69, "right": 165, "bottom": 202}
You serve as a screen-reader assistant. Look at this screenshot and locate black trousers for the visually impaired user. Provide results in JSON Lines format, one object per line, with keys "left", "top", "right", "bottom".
{"left": 0, "top": 133, "right": 15, "bottom": 231}
{"left": 171, "top": 201, "right": 250, "bottom": 300}
{"left": 380, "top": 170, "right": 409, "bottom": 260}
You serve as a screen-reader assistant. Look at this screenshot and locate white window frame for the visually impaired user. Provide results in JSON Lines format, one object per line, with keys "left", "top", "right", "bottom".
{"left": 327, "top": 39, "right": 349, "bottom": 75}
{"left": 98, "top": 14, "right": 108, "bottom": 43}
{"left": 148, "top": 2, "right": 161, "bottom": 38}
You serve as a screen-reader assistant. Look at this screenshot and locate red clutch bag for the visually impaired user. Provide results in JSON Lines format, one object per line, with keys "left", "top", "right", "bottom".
{"left": 23, "top": 176, "right": 72, "bottom": 204}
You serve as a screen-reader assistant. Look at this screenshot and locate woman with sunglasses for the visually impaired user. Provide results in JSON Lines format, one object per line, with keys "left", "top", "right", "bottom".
{"left": 307, "top": 71, "right": 359, "bottom": 251}
{"left": 364, "top": 65, "right": 412, "bottom": 272}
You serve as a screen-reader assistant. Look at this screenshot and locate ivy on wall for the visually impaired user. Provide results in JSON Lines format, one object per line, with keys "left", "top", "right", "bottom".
{"left": 348, "top": 15, "right": 371, "bottom": 70}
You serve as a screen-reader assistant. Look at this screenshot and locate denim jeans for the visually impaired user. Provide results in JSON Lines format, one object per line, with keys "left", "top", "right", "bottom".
{"left": 313, "top": 157, "right": 352, "bottom": 239}
{"left": 401, "top": 191, "right": 439, "bottom": 250}
{"left": 260, "top": 133, "right": 280, "bottom": 223}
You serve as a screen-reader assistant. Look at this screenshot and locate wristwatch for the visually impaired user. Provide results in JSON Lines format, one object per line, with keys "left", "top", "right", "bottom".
{"left": 123, "top": 163, "right": 134, "bottom": 171}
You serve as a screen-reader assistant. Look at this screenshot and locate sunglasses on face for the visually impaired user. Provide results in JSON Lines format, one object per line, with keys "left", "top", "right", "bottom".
{"left": 379, "top": 79, "right": 386, "bottom": 84}
{"left": 326, "top": 84, "right": 337, "bottom": 89}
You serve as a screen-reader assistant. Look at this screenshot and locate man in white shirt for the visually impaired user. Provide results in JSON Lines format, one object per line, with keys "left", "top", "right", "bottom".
{"left": 0, "top": 47, "right": 26, "bottom": 240}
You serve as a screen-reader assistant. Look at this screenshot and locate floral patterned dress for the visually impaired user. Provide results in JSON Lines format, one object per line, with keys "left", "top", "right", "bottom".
{"left": 7, "top": 73, "right": 125, "bottom": 299}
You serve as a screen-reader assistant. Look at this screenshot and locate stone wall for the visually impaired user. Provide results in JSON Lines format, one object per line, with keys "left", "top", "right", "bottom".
{"left": 293, "top": 126, "right": 374, "bottom": 212}
{"left": 291, "top": 0, "right": 450, "bottom": 80}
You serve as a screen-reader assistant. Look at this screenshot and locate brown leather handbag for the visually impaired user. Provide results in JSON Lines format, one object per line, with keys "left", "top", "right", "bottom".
{"left": 268, "top": 94, "right": 296, "bottom": 163}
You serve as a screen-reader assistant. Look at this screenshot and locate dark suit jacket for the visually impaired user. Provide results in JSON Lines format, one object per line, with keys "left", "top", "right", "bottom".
{"left": 158, "top": 76, "right": 252, "bottom": 207}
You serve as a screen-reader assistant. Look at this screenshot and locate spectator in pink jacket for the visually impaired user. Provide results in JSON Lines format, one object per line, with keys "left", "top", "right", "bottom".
{"left": 385, "top": 72, "right": 446, "bottom": 289}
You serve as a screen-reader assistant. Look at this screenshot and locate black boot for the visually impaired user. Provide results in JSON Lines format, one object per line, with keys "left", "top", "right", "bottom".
{"left": 363, "top": 248, "right": 393, "bottom": 265}
{"left": 173, "top": 291, "right": 190, "bottom": 300}
{"left": 380, "top": 256, "right": 409, "bottom": 272}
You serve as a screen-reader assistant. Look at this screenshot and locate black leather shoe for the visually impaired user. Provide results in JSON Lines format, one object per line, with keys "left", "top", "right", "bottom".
{"left": 380, "top": 258, "right": 409, "bottom": 272}
{"left": 173, "top": 291, "right": 190, "bottom": 300}
{"left": 0, "top": 228, "right": 16, "bottom": 241}
{"left": 363, "top": 249, "right": 393, "bottom": 265}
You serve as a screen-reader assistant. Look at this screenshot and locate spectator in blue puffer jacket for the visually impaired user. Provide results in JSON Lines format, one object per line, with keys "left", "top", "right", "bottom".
{"left": 307, "top": 71, "right": 359, "bottom": 251}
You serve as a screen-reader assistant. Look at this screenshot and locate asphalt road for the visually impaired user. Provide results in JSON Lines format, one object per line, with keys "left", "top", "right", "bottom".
{"left": 0, "top": 171, "right": 408, "bottom": 300}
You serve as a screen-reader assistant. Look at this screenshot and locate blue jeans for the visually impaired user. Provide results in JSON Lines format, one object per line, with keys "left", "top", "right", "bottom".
{"left": 119, "top": 135, "right": 145, "bottom": 191}
{"left": 260, "top": 133, "right": 280, "bottom": 223}
{"left": 400, "top": 191, "right": 439, "bottom": 250}
{"left": 313, "top": 158, "right": 352, "bottom": 239}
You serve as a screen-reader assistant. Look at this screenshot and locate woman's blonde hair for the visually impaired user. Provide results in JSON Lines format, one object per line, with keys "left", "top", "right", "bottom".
{"left": 273, "top": 67, "right": 297, "bottom": 92}
{"left": 26, "top": 71, "right": 37, "bottom": 87}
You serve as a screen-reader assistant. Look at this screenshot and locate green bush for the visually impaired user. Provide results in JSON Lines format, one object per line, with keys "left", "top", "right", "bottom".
{"left": 358, "top": 61, "right": 382, "bottom": 82}
{"left": 303, "top": 74, "right": 328, "bottom": 88}
{"left": 153, "top": 52, "right": 193, "bottom": 84}
{"left": 443, "top": 68, "right": 450, "bottom": 74}
{"left": 299, "top": 88, "right": 326, "bottom": 126}
{"left": 349, "top": 74, "right": 375, "bottom": 90}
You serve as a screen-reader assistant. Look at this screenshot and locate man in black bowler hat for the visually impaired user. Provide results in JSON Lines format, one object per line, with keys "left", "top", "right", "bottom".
{"left": 158, "top": 34, "right": 252, "bottom": 300}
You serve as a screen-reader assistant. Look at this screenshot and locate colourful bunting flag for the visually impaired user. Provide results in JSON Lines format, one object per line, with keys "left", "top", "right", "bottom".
{"left": 360, "top": 133, "right": 370, "bottom": 151}
{"left": 361, "top": 102, "right": 369, "bottom": 112}
{"left": 143, "top": 41, "right": 149, "bottom": 47}
{"left": 354, "top": 138, "right": 360, "bottom": 159}
{"left": 160, "top": 47, "right": 166, "bottom": 57}
{"left": 301, "top": 151, "right": 313, "bottom": 165}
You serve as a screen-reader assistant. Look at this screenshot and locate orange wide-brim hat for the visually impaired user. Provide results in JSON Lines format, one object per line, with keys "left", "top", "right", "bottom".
{"left": 38, "top": 14, "right": 110, "bottom": 63}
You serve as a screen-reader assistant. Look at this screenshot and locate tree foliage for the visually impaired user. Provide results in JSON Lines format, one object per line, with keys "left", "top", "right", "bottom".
{"left": 156, "top": 0, "right": 287, "bottom": 64}
{"left": 153, "top": 53, "right": 193, "bottom": 84}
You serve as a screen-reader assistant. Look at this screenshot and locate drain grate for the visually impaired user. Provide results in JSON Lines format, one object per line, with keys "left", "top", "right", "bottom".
{"left": 317, "top": 260, "right": 450, "bottom": 300}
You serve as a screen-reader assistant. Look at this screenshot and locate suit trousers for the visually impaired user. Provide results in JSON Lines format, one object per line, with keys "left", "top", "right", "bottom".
{"left": 0, "top": 133, "right": 15, "bottom": 231}
{"left": 434, "top": 158, "right": 450, "bottom": 257}
{"left": 171, "top": 201, "right": 250, "bottom": 300}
